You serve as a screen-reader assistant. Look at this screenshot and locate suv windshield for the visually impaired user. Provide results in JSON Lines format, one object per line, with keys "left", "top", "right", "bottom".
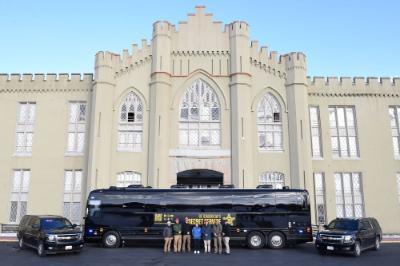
{"left": 40, "top": 218, "right": 73, "bottom": 230}
{"left": 327, "top": 219, "right": 358, "bottom": 231}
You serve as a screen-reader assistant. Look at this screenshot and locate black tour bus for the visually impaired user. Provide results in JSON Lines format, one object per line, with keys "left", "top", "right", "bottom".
{"left": 84, "top": 186, "right": 313, "bottom": 249}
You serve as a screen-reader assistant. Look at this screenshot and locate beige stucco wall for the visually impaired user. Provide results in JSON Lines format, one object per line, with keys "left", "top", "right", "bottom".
{"left": 0, "top": 6, "right": 399, "bottom": 233}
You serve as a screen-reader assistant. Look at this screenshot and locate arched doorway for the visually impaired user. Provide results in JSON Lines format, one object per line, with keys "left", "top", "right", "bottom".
{"left": 177, "top": 169, "right": 223, "bottom": 188}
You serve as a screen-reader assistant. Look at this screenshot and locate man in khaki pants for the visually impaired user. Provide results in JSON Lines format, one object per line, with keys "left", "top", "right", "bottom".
{"left": 172, "top": 217, "right": 182, "bottom": 252}
{"left": 212, "top": 220, "right": 223, "bottom": 254}
{"left": 182, "top": 217, "right": 192, "bottom": 252}
{"left": 163, "top": 221, "right": 173, "bottom": 253}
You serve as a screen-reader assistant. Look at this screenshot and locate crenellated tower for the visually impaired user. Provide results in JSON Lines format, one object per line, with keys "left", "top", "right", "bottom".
{"left": 229, "top": 21, "right": 254, "bottom": 188}
{"left": 147, "top": 21, "right": 173, "bottom": 187}
{"left": 284, "top": 52, "right": 312, "bottom": 189}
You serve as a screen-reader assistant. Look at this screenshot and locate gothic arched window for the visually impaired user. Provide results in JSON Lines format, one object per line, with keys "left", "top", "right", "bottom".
{"left": 118, "top": 92, "right": 143, "bottom": 151}
{"left": 257, "top": 93, "right": 283, "bottom": 151}
{"left": 179, "top": 79, "right": 220, "bottom": 147}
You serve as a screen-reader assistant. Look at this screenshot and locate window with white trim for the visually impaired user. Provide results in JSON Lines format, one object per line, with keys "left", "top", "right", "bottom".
{"left": 334, "top": 172, "right": 364, "bottom": 218}
{"left": 63, "top": 170, "right": 82, "bottom": 224}
{"left": 313, "top": 172, "right": 326, "bottom": 224}
{"left": 329, "top": 106, "right": 359, "bottom": 158}
{"left": 397, "top": 173, "right": 400, "bottom": 204}
{"left": 179, "top": 79, "right": 220, "bottom": 147}
{"left": 15, "top": 102, "right": 36, "bottom": 155}
{"left": 116, "top": 171, "right": 142, "bottom": 187}
{"left": 309, "top": 106, "right": 323, "bottom": 158}
{"left": 66, "top": 102, "right": 86, "bottom": 154}
{"left": 259, "top": 171, "right": 284, "bottom": 189}
{"left": 257, "top": 93, "right": 283, "bottom": 151}
{"left": 389, "top": 107, "right": 400, "bottom": 158}
{"left": 118, "top": 92, "right": 143, "bottom": 152}
{"left": 9, "top": 169, "right": 30, "bottom": 223}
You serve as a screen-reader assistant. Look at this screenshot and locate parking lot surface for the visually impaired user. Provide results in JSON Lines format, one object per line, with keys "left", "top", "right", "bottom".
{"left": 1, "top": 242, "right": 399, "bottom": 266}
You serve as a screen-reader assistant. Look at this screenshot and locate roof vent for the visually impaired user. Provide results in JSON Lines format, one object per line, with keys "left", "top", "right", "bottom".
{"left": 256, "top": 185, "right": 273, "bottom": 189}
{"left": 219, "top": 184, "right": 235, "bottom": 189}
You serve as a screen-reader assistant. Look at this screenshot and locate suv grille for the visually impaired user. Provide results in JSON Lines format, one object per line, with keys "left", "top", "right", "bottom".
{"left": 56, "top": 234, "right": 79, "bottom": 244}
{"left": 319, "top": 234, "right": 343, "bottom": 244}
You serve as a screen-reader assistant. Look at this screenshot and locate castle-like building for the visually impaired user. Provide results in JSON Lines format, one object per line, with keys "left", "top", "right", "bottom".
{"left": 0, "top": 6, "right": 399, "bottom": 233}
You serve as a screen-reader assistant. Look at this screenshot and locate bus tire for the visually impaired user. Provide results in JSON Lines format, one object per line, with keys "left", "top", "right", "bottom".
{"left": 246, "top": 231, "right": 265, "bottom": 249}
{"left": 102, "top": 231, "right": 121, "bottom": 248}
{"left": 268, "top": 232, "right": 285, "bottom": 249}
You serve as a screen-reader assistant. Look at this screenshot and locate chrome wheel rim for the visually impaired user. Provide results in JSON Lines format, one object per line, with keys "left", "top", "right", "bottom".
{"left": 106, "top": 235, "right": 117, "bottom": 246}
{"left": 38, "top": 244, "right": 43, "bottom": 255}
{"left": 355, "top": 243, "right": 360, "bottom": 255}
{"left": 376, "top": 238, "right": 380, "bottom": 249}
{"left": 250, "top": 235, "right": 262, "bottom": 247}
{"left": 19, "top": 238, "right": 23, "bottom": 248}
{"left": 271, "top": 235, "right": 282, "bottom": 247}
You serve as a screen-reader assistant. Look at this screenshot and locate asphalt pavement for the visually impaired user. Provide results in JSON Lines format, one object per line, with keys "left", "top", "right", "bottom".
{"left": 1, "top": 242, "right": 399, "bottom": 266}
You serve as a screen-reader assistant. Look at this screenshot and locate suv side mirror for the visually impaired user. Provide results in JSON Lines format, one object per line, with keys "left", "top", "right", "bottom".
{"left": 72, "top": 224, "right": 78, "bottom": 228}
{"left": 323, "top": 225, "right": 328, "bottom": 230}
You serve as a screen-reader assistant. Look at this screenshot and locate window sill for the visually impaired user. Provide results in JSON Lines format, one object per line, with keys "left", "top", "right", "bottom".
{"left": 258, "top": 149, "right": 284, "bottom": 153}
{"left": 117, "top": 149, "right": 143, "bottom": 153}
{"left": 332, "top": 157, "right": 360, "bottom": 160}
{"left": 312, "top": 157, "right": 324, "bottom": 160}
{"left": 65, "top": 152, "right": 85, "bottom": 157}
{"left": 13, "top": 153, "right": 32, "bottom": 157}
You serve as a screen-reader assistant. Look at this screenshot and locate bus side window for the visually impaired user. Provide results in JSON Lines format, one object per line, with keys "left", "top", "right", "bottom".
{"left": 276, "top": 192, "right": 302, "bottom": 212}
{"left": 232, "top": 194, "right": 252, "bottom": 212}
{"left": 252, "top": 193, "right": 275, "bottom": 212}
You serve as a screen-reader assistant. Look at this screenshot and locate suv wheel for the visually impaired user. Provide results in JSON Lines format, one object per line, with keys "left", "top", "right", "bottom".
{"left": 268, "top": 232, "right": 285, "bottom": 249}
{"left": 18, "top": 238, "right": 25, "bottom": 250}
{"left": 37, "top": 242, "right": 46, "bottom": 257}
{"left": 246, "top": 231, "right": 265, "bottom": 249}
{"left": 102, "top": 231, "right": 121, "bottom": 248}
{"left": 373, "top": 237, "right": 380, "bottom": 251}
{"left": 352, "top": 241, "right": 361, "bottom": 257}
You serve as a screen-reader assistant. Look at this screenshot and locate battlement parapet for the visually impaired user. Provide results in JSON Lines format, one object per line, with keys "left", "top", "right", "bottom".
{"left": 0, "top": 73, "right": 93, "bottom": 82}
{"left": 228, "top": 20, "right": 249, "bottom": 37}
{"left": 307, "top": 76, "right": 400, "bottom": 93}
{"left": 248, "top": 42, "right": 288, "bottom": 78}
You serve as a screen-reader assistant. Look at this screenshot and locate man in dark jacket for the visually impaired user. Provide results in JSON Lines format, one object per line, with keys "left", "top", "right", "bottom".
{"left": 163, "top": 221, "right": 173, "bottom": 253}
{"left": 202, "top": 220, "right": 212, "bottom": 253}
{"left": 182, "top": 217, "right": 192, "bottom": 252}
{"left": 222, "top": 220, "right": 231, "bottom": 254}
{"left": 172, "top": 217, "right": 182, "bottom": 252}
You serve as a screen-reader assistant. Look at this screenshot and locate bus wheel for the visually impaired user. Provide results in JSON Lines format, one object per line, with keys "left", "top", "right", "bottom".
{"left": 102, "top": 231, "right": 121, "bottom": 248}
{"left": 247, "top": 231, "right": 265, "bottom": 249}
{"left": 268, "top": 232, "right": 285, "bottom": 249}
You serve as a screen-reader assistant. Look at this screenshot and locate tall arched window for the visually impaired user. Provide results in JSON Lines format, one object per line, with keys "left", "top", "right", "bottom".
{"left": 260, "top": 171, "right": 285, "bottom": 189}
{"left": 179, "top": 79, "right": 220, "bottom": 147}
{"left": 118, "top": 92, "right": 143, "bottom": 151}
{"left": 257, "top": 93, "right": 283, "bottom": 151}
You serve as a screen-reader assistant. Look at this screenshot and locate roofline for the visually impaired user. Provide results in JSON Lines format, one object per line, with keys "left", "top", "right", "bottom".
{"left": 89, "top": 188, "right": 309, "bottom": 194}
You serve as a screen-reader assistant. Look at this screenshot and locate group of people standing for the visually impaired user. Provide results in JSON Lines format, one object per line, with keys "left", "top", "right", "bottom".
{"left": 163, "top": 217, "right": 231, "bottom": 255}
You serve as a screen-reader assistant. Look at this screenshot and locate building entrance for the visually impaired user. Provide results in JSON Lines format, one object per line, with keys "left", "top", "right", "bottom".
{"left": 176, "top": 169, "right": 223, "bottom": 188}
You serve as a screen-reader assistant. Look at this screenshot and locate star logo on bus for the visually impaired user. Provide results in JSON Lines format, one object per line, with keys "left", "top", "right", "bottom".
{"left": 222, "top": 214, "right": 235, "bottom": 226}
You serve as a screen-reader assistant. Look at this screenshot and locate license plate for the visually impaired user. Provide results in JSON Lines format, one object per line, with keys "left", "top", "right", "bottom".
{"left": 327, "top": 246, "right": 334, "bottom": 251}
{"left": 65, "top": 246, "right": 72, "bottom": 250}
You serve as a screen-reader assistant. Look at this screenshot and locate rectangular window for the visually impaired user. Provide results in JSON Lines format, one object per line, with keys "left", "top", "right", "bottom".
{"left": 63, "top": 170, "right": 82, "bottom": 224}
{"left": 309, "top": 106, "right": 323, "bottom": 158}
{"left": 67, "top": 102, "right": 87, "bottom": 154}
{"left": 313, "top": 172, "right": 326, "bottom": 224}
{"left": 117, "top": 171, "right": 141, "bottom": 187}
{"left": 9, "top": 169, "right": 30, "bottom": 223}
{"left": 15, "top": 102, "right": 36, "bottom": 155}
{"left": 389, "top": 107, "right": 400, "bottom": 158}
{"left": 334, "top": 172, "right": 364, "bottom": 218}
{"left": 329, "top": 106, "right": 359, "bottom": 158}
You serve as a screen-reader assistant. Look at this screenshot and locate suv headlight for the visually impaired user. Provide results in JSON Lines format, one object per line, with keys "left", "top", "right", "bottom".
{"left": 46, "top": 234, "right": 56, "bottom": 242}
{"left": 343, "top": 235, "right": 355, "bottom": 243}
{"left": 77, "top": 233, "right": 83, "bottom": 240}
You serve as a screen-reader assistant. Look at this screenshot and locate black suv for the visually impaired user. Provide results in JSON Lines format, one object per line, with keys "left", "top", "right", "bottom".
{"left": 17, "top": 215, "right": 84, "bottom": 256}
{"left": 315, "top": 217, "right": 382, "bottom": 257}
